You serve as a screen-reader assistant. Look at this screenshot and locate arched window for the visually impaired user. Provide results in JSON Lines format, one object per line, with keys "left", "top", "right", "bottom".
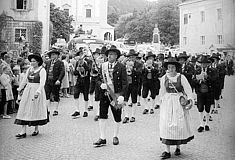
{"left": 104, "top": 32, "right": 112, "bottom": 41}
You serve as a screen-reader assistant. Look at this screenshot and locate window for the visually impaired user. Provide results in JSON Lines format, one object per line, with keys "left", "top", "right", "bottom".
{"left": 200, "top": 36, "right": 205, "bottom": 45}
{"left": 183, "top": 37, "right": 187, "bottom": 45}
{"left": 217, "top": 8, "right": 222, "bottom": 20}
{"left": 64, "top": 9, "right": 69, "bottom": 15}
{"left": 16, "top": 0, "right": 27, "bottom": 10}
{"left": 217, "top": 35, "right": 223, "bottom": 44}
{"left": 86, "top": 9, "right": 91, "bottom": 18}
{"left": 184, "top": 14, "right": 188, "bottom": 24}
{"left": 200, "top": 11, "right": 205, "bottom": 22}
{"left": 15, "top": 29, "right": 26, "bottom": 42}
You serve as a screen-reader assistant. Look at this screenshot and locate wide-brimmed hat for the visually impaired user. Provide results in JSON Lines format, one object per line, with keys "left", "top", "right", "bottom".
{"left": 163, "top": 57, "right": 181, "bottom": 69}
{"left": 190, "top": 56, "right": 197, "bottom": 62}
{"left": 100, "top": 46, "right": 107, "bottom": 55}
{"left": 105, "top": 45, "right": 121, "bottom": 59}
{"left": 145, "top": 51, "right": 156, "bottom": 60}
{"left": 28, "top": 52, "right": 43, "bottom": 66}
{"left": 177, "top": 51, "right": 189, "bottom": 60}
{"left": 197, "top": 55, "right": 211, "bottom": 63}
{"left": 93, "top": 48, "right": 101, "bottom": 55}
{"left": 157, "top": 53, "right": 164, "bottom": 60}
{"left": 126, "top": 49, "right": 138, "bottom": 57}
{"left": 47, "top": 49, "right": 60, "bottom": 57}
{"left": 210, "top": 53, "right": 220, "bottom": 61}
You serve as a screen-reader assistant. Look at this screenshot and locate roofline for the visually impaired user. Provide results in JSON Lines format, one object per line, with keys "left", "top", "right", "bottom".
{"left": 179, "top": 0, "right": 206, "bottom": 7}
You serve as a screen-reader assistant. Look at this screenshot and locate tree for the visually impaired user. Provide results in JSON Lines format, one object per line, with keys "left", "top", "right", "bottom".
{"left": 107, "top": 12, "right": 119, "bottom": 27}
{"left": 50, "top": 3, "right": 74, "bottom": 45}
{"left": 152, "top": 0, "right": 180, "bottom": 46}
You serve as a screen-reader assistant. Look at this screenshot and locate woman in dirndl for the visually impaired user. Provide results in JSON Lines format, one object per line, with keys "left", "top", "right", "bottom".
{"left": 14, "top": 53, "right": 48, "bottom": 139}
{"left": 159, "top": 57, "right": 194, "bottom": 159}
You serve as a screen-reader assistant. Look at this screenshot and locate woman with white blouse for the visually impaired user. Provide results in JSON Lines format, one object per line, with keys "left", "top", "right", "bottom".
{"left": 15, "top": 53, "right": 48, "bottom": 139}
{"left": 159, "top": 57, "right": 194, "bottom": 159}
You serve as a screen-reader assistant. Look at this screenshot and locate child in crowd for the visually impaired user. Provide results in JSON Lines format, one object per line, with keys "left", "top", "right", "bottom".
{"left": 0, "top": 66, "right": 14, "bottom": 119}
{"left": 12, "top": 65, "right": 21, "bottom": 111}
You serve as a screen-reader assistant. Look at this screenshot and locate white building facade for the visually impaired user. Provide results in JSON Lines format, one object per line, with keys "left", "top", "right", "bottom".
{"left": 0, "top": 0, "right": 50, "bottom": 53}
{"left": 179, "top": 0, "right": 235, "bottom": 55}
{"left": 50, "top": 0, "right": 114, "bottom": 41}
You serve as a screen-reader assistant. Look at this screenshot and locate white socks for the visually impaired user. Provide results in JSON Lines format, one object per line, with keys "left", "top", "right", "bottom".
{"left": 131, "top": 103, "right": 137, "bottom": 118}
{"left": 99, "top": 119, "right": 107, "bottom": 139}
{"left": 113, "top": 122, "right": 120, "bottom": 137}
{"left": 205, "top": 113, "right": 209, "bottom": 126}
{"left": 74, "top": 98, "right": 80, "bottom": 112}
{"left": 89, "top": 94, "right": 94, "bottom": 106}
{"left": 199, "top": 112, "right": 204, "bottom": 127}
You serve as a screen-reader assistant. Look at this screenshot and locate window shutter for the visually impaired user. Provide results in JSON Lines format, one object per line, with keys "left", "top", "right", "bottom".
{"left": 28, "top": 0, "right": 33, "bottom": 11}
{"left": 10, "top": 0, "right": 16, "bottom": 10}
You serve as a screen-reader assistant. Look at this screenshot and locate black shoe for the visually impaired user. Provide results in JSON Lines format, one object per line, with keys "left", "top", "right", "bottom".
{"left": 83, "top": 112, "right": 88, "bottom": 117}
{"left": 16, "top": 133, "right": 26, "bottom": 139}
{"left": 113, "top": 137, "right": 119, "bottom": 145}
{"left": 122, "top": 117, "right": 129, "bottom": 124}
{"left": 197, "top": 126, "right": 204, "bottom": 132}
{"left": 217, "top": 104, "right": 221, "bottom": 108}
{"left": 128, "top": 103, "right": 133, "bottom": 107}
{"left": 52, "top": 111, "right": 58, "bottom": 116}
{"left": 88, "top": 106, "right": 93, "bottom": 111}
{"left": 154, "top": 105, "right": 160, "bottom": 109}
{"left": 174, "top": 148, "right": 181, "bottom": 156}
{"left": 137, "top": 102, "right": 141, "bottom": 106}
{"left": 143, "top": 109, "right": 149, "bottom": 114}
{"left": 205, "top": 125, "right": 210, "bottom": 131}
{"left": 203, "top": 116, "right": 206, "bottom": 122}
{"left": 71, "top": 111, "right": 80, "bottom": 118}
{"left": 211, "top": 109, "right": 214, "bottom": 114}
{"left": 194, "top": 101, "right": 197, "bottom": 105}
{"left": 130, "top": 117, "right": 135, "bottom": 122}
{"left": 94, "top": 115, "right": 99, "bottom": 121}
{"left": 214, "top": 110, "right": 218, "bottom": 114}
{"left": 209, "top": 116, "right": 213, "bottom": 121}
{"left": 150, "top": 109, "right": 154, "bottom": 114}
{"left": 160, "top": 151, "right": 171, "bottom": 159}
{"left": 93, "top": 138, "right": 106, "bottom": 146}
{"left": 32, "top": 131, "right": 39, "bottom": 136}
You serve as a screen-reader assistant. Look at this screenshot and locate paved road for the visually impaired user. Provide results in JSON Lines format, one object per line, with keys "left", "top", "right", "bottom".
{"left": 0, "top": 76, "right": 235, "bottom": 160}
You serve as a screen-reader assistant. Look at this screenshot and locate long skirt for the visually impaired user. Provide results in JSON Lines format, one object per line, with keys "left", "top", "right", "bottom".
{"left": 159, "top": 93, "right": 194, "bottom": 145}
{"left": 15, "top": 83, "right": 49, "bottom": 126}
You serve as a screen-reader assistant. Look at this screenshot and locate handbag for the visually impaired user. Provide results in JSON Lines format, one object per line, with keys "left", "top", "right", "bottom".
{"left": 168, "top": 77, "right": 190, "bottom": 109}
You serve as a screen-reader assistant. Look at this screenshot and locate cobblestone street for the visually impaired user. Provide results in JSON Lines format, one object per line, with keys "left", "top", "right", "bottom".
{"left": 0, "top": 76, "right": 235, "bottom": 160}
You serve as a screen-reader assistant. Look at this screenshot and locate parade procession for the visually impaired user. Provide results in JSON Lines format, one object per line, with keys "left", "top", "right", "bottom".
{"left": 0, "top": 0, "right": 235, "bottom": 160}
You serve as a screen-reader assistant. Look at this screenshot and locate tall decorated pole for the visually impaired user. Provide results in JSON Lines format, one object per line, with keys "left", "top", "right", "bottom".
{"left": 152, "top": 24, "right": 160, "bottom": 54}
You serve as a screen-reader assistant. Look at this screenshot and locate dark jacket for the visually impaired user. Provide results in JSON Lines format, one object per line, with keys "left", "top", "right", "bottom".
{"left": 128, "top": 61, "right": 142, "bottom": 85}
{"left": 98, "top": 62, "right": 128, "bottom": 96}
{"left": 45, "top": 59, "right": 65, "bottom": 83}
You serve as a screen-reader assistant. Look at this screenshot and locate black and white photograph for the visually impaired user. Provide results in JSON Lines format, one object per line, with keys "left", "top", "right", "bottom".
{"left": 0, "top": 0, "right": 235, "bottom": 159}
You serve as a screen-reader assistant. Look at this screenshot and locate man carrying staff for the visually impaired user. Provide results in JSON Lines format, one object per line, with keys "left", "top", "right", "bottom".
{"left": 93, "top": 46, "right": 128, "bottom": 146}
{"left": 45, "top": 50, "right": 65, "bottom": 116}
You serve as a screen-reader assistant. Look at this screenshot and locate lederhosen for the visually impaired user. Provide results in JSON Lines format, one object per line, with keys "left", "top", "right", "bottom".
{"left": 89, "top": 62, "right": 101, "bottom": 101}
{"left": 73, "top": 60, "right": 90, "bottom": 101}
{"left": 193, "top": 67, "right": 214, "bottom": 113}
{"left": 45, "top": 60, "right": 61, "bottom": 102}
{"left": 124, "top": 61, "right": 142, "bottom": 103}
{"left": 142, "top": 65, "right": 160, "bottom": 99}
{"left": 99, "top": 62, "right": 125, "bottom": 123}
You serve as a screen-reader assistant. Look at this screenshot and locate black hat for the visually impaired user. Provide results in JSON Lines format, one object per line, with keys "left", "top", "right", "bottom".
{"left": 93, "top": 48, "right": 101, "bottom": 55}
{"left": 190, "top": 56, "right": 197, "bottom": 63}
{"left": 105, "top": 45, "right": 121, "bottom": 59}
{"left": 145, "top": 51, "right": 156, "bottom": 60}
{"left": 210, "top": 53, "right": 220, "bottom": 61}
{"left": 177, "top": 51, "right": 189, "bottom": 60}
{"left": 163, "top": 57, "right": 181, "bottom": 69}
{"left": 157, "top": 53, "right": 164, "bottom": 60}
{"left": 197, "top": 55, "right": 211, "bottom": 63}
{"left": 100, "top": 46, "right": 107, "bottom": 55}
{"left": 28, "top": 53, "right": 43, "bottom": 66}
{"left": 47, "top": 49, "right": 60, "bottom": 57}
{"left": 126, "top": 49, "right": 138, "bottom": 57}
